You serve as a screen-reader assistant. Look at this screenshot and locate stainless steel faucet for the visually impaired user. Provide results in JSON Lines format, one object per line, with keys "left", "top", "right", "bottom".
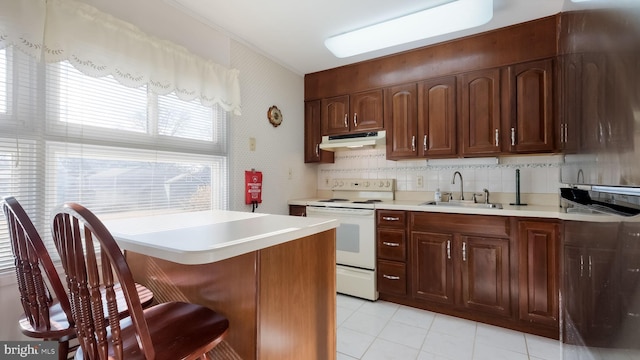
{"left": 451, "top": 171, "right": 464, "bottom": 200}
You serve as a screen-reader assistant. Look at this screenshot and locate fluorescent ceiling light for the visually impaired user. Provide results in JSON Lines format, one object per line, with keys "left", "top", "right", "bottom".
{"left": 325, "top": 0, "right": 494, "bottom": 58}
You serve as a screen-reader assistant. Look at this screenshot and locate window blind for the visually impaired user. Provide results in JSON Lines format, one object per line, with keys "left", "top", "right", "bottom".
{"left": 0, "top": 47, "right": 229, "bottom": 272}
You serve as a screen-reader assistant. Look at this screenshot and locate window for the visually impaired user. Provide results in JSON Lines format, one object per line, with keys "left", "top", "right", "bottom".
{"left": 0, "top": 52, "right": 229, "bottom": 272}
{"left": 0, "top": 48, "right": 6, "bottom": 114}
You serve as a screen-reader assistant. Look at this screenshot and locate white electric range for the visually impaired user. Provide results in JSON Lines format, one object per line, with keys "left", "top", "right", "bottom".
{"left": 304, "top": 178, "right": 395, "bottom": 300}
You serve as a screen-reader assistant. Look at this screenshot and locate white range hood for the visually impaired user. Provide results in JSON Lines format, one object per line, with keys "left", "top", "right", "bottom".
{"left": 319, "top": 130, "right": 386, "bottom": 151}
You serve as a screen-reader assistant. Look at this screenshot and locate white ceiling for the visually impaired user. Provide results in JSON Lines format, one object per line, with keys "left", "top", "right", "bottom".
{"left": 165, "top": 0, "right": 568, "bottom": 75}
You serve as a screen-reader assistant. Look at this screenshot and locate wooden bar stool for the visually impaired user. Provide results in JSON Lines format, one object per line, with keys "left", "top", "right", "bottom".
{"left": 51, "top": 202, "right": 229, "bottom": 360}
{"left": 1, "top": 197, "right": 154, "bottom": 360}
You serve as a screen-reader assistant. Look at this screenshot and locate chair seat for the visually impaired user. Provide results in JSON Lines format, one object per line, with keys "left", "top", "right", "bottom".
{"left": 75, "top": 302, "right": 229, "bottom": 360}
{"left": 19, "top": 300, "right": 74, "bottom": 340}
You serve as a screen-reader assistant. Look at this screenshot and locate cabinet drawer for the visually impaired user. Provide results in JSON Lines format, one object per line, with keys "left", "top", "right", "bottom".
{"left": 377, "top": 260, "right": 407, "bottom": 295}
{"left": 377, "top": 229, "right": 406, "bottom": 261}
{"left": 377, "top": 210, "right": 406, "bottom": 228}
{"left": 411, "top": 212, "right": 509, "bottom": 237}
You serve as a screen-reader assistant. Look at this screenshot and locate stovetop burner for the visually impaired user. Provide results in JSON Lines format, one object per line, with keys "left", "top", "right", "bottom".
{"left": 352, "top": 199, "right": 383, "bottom": 204}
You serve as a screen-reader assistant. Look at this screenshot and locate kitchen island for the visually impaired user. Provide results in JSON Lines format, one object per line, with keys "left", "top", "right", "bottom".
{"left": 104, "top": 210, "right": 338, "bottom": 360}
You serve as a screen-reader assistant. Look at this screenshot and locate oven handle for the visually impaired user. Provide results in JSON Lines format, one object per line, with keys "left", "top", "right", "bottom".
{"left": 305, "top": 206, "right": 375, "bottom": 217}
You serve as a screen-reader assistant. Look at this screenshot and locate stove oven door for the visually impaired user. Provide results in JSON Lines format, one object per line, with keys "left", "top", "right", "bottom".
{"left": 305, "top": 206, "right": 375, "bottom": 269}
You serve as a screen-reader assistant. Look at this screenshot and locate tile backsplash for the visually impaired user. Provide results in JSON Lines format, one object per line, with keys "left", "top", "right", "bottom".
{"left": 317, "top": 148, "right": 564, "bottom": 196}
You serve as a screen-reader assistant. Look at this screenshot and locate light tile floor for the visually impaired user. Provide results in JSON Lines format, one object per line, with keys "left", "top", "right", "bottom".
{"left": 336, "top": 294, "right": 640, "bottom": 360}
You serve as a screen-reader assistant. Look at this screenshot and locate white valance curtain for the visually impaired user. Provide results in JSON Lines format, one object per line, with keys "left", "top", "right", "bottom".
{"left": 0, "top": 0, "right": 242, "bottom": 115}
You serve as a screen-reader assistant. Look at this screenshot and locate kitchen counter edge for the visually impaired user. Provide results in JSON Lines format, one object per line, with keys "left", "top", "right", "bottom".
{"left": 292, "top": 199, "right": 621, "bottom": 222}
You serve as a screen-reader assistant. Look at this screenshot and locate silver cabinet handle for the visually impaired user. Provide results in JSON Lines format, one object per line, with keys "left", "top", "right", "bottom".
{"left": 382, "top": 216, "right": 400, "bottom": 221}
{"left": 315, "top": 144, "right": 319, "bottom": 157}
{"left": 344, "top": 113, "right": 348, "bottom": 128}
{"left": 564, "top": 123, "right": 569, "bottom": 144}
{"left": 383, "top": 274, "right": 400, "bottom": 280}
{"left": 598, "top": 122, "right": 604, "bottom": 144}
{"left": 588, "top": 255, "right": 593, "bottom": 278}
{"left": 628, "top": 312, "right": 640, "bottom": 318}
{"left": 382, "top": 241, "right": 400, "bottom": 247}
{"left": 423, "top": 134, "right": 428, "bottom": 151}
{"left": 353, "top": 113, "right": 358, "bottom": 127}
{"left": 560, "top": 124, "right": 565, "bottom": 144}
{"left": 511, "top": 127, "right": 516, "bottom": 146}
{"left": 629, "top": 232, "right": 640, "bottom": 237}
{"left": 495, "top": 129, "right": 499, "bottom": 147}
{"left": 411, "top": 135, "right": 416, "bottom": 152}
{"left": 462, "top": 242, "right": 467, "bottom": 261}
{"left": 580, "top": 255, "right": 584, "bottom": 277}
{"left": 446, "top": 240, "right": 451, "bottom": 260}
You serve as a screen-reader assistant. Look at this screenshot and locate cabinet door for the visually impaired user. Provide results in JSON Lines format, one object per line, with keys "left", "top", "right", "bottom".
{"left": 460, "top": 235, "right": 511, "bottom": 317}
{"left": 288, "top": 205, "right": 307, "bottom": 217}
{"left": 304, "top": 100, "right": 334, "bottom": 163}
{"left": 604, "top": 55, "right": 634, "bottom": 151}
{"left": 321, "top": 95, "right": 349, "bottom": 135}
{"left": 418, "top": 76, "right": 457, "bottom": 157}
{"left": 563, "top": 245, "right": 586, "bottom": 344}
{"left": 579, "top": 53, "right": 606, "bottom": 150}
{"left": 584, "top": 247, "right": 619, "bottom": 340}
{"left": 460, "top": 68, "right": 502, "bottom": 156}
{"left": 351, "top": 89, "right": 383, "bottom": 132}
{"left": 559, "top": 54, "right": 581, "bottom": 152}
{"left": 508, "top": 59, "right": 555, "bottom": 153}
{"left": 563, "top": 245, "right": 620, "bottom": 346}
{"left": 518, "top": 220, "right": 559, "bottom": 327}
{"left": 385, "top": 84, "right": 418, "bottom": 159}
{"left": 411, "top": 231, "right": 454, "bottom": 305}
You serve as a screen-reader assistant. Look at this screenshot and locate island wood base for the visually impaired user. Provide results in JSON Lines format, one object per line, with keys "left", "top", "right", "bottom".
{"left": 126, "top": 229, "right": 336, "bottom": 360}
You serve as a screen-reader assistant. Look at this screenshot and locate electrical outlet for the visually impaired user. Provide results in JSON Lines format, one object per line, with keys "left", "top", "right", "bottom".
{"left": 288, "top": 168, "right": 293, "bottom": 180}
{"left": 324, "top": 177, "right": 330, "bottom": 186}
{"left": 417, "top": 175, "right": 424, "bottom": 188}
{"left": 249, "top": 137, "right": 256, "bottom": 151}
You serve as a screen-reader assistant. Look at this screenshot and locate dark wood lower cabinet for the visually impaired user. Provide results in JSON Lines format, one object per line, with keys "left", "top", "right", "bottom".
{"left": 517, "top": 219, "right": 560, "bottom": 338}
{"left": 377, "top": 212, "right": 561, "bottom": 340}
{"left": 563, "top": 221, "right": 621, "bottom": 347}
{"left": 412, "top": 232, "right": 455, "bottom": 305}
{"left": 460, "top": 235, "right": 511, "bottom": 318}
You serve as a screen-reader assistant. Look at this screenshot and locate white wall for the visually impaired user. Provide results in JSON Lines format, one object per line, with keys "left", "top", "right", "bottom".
{"left": 228, "top": 41, "right": 318, "bottom": 214}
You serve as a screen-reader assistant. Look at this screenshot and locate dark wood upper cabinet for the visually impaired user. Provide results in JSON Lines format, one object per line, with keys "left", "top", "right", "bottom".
{"left": 579, "top": 53, "right": 607, "bottom": 151}
{"left": 385, "top": 84, "right": 418, "bottom": 159}
{"left": 320, "top": 90, "right": 383, "bottom": 136}
{"left": 558, "top": 54, "right": 581, "bottom": 152}
{"left": 459, "top": 68, "right": 502, "bottom": 156}
{"left": 507, "top": 59, "right": 555, "bottom": 153}
{"left": 418, "top": 76, "right": 457, "bottom": 157}
{"left": 304, "top": 100, "right": 334, "bottom": 163}
{"left": 320, "top": 95, "right": 350, "bottom": 136}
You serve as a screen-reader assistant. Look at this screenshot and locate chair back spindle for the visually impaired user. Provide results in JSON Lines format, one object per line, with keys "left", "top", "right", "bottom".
{"left": 52, "top": 207, "right": 155, "bottom": 360}
{"left": 2, "top": 197, "right": 74, "bottom": 332}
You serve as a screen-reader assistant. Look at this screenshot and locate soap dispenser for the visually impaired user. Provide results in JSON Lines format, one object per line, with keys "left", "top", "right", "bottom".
{"left": 434, "top": 188, "right": 442, "bottom": 202}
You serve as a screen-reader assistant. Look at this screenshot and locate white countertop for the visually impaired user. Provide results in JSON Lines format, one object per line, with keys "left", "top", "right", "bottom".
{"left": 290, "top": 198, "right": 621, "bottom": 222}
{"left": 103, "top": 210, "right": 339, "bottom": 265}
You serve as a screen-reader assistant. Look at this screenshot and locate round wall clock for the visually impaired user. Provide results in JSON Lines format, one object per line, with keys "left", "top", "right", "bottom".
{"left": 267, "top": 105, "right": 283, "bottom": 127}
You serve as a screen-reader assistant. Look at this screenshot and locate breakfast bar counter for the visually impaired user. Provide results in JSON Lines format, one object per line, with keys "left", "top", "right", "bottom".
{"left": 104, "top": 210, "right": 339, "bottom": 360}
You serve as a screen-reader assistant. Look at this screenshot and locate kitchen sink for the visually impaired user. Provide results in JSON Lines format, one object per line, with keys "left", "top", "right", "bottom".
{"left": 419, "top": 200, "right": 503, "bottom": 209}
